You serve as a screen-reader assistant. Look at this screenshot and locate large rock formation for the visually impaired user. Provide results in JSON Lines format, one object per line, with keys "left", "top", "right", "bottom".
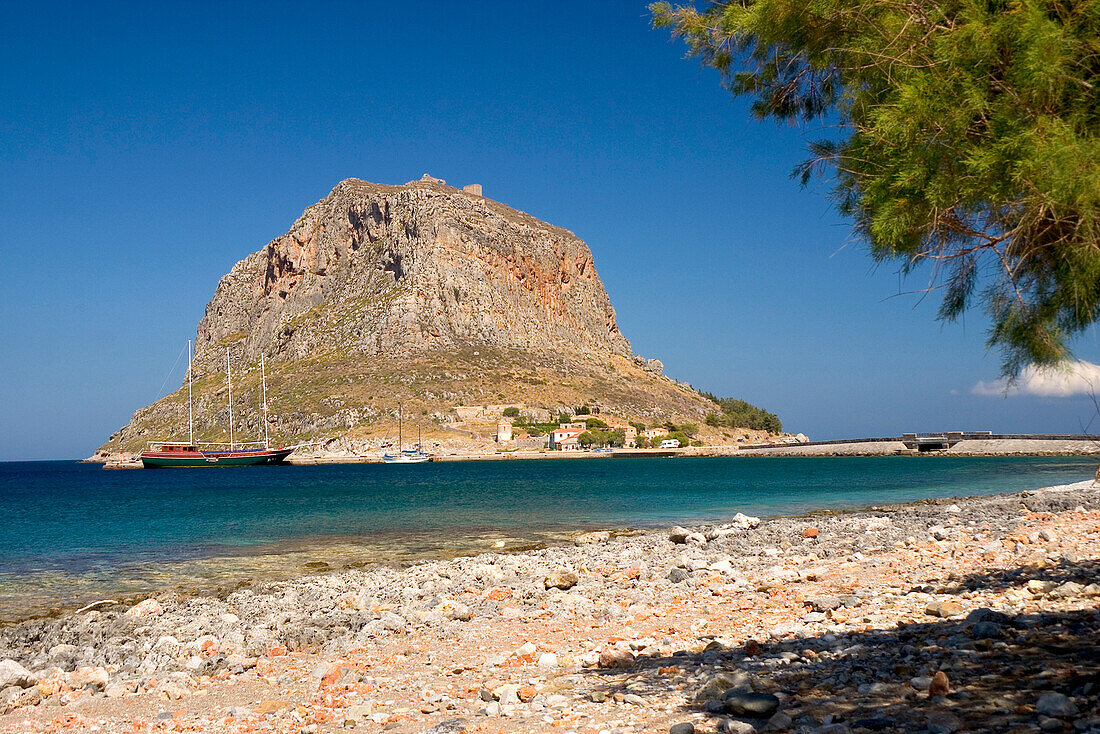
{"left": 100, "top": 176, "right": 716, "bottom": 453}
{"left": 193, "top": 175, "right": 631, "bottom": 373}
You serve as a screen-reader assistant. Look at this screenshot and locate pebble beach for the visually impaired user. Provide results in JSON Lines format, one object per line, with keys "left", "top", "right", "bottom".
{"left": 1, "top": 480, "right": 1098, "bottom": 734}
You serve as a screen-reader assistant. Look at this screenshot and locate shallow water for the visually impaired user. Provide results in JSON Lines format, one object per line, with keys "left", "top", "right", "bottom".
{"left": 0, "top": 456, "right": 1093, "bottom": 620}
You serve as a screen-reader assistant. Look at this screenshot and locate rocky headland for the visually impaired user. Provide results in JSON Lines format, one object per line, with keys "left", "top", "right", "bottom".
{"left": 96, "top": 175, "right": 757, "bottom": 459}
{"left": 1, "top": 481, "right": 1097, "bottom": 733}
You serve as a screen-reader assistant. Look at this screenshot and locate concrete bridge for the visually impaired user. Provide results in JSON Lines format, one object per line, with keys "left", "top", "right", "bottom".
{"left": 902, "top": 431, "right": 985, "bottom": 451}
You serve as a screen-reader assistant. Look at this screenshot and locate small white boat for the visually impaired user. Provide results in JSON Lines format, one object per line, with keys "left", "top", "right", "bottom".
{"left": 382, "top": 451, "right": 431, "bottom": 464}
{"left": 382, "top": 406, "right": 431, "bottom": 463}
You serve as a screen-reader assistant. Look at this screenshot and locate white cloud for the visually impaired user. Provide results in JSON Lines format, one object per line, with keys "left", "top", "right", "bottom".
{"left": 972, "top": 360, "right": 1100, "bottom": 397}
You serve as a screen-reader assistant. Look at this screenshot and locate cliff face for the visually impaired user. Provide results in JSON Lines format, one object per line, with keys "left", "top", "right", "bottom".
{"left": 102, "top": 176, "right": 714, "bottom": 453}
{"left": 192, "top": 176, "right": 632, "bottom": 374}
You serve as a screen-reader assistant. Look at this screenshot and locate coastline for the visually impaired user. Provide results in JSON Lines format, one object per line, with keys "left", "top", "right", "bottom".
{"left": 89, "top": 436, "right": 1100, "bottom": 469}
{"left": 1, "top": 479, "right": 1098, "bottom": 733}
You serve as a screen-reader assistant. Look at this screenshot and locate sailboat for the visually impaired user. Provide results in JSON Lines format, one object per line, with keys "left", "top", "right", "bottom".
{"left": 140, "top": 343, "right": 297, "bottom": 468}
{"left": 382, "top": 405, "right": 431, "bottom": 463}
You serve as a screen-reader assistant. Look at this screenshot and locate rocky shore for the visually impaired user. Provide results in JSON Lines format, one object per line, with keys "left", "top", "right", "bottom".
{"left": 1, "top": 482, "right": 1098, "bottom": 733}
{"left": 92, "top": 437, "right": 1100, "bottom": 469}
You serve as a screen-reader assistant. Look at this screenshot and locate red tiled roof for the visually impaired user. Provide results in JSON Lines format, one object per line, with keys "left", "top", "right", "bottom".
{"left": 555, "top": 428, "right": 585, "bottom": 438}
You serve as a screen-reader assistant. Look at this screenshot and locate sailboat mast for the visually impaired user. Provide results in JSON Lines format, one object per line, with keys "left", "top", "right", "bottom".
{"left": 261, "top": 354, "right": 269, "bottom": 449}
{"left": 227, "top": 346, "right": 234, "bottom": 450}
{"left": 187, "top": 340, "right": 194, "bottom": 446}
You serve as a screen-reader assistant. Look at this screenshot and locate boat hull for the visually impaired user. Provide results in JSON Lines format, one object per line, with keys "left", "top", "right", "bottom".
{"left": 140, "top": 447, "right": 296, "bottom": 468}
{"left": 381, "top": 453, "right": 431, "bottom": 464}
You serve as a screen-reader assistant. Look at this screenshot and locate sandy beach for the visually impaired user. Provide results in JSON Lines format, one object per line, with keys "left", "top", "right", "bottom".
{"left": 1, "top": 480, "right": 1097, "bottom": 734}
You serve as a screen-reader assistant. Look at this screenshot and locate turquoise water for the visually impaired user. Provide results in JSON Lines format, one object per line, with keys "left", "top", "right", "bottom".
{"left": 0, "top": 456, "right": 1093, "bottom": 619}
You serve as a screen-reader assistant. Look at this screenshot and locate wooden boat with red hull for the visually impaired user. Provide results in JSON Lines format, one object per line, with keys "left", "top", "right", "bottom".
{"left": 140, "top": 443, "right": 295, "bottom": 468}
{"left": 140, "top": 341, "right": 297, "bottom": 468}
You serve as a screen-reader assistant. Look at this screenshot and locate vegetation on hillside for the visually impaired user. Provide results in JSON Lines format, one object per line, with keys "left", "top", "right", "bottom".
{"left": 700, "top": 392, "right": 783, "bottom": 433}
{"left": 511, "top": 417, "right": 561, "bottom": 437}
{"left": 653, "top": 0, "right": 1100, "bottom": 376}
{"left": 663, "top": 421, "right": 698, "bottom": 437}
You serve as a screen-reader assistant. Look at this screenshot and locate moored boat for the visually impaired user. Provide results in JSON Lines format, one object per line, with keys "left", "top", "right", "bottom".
{"left": 381, "top": 451, "right": 431, "bottom": 464}
{"left": 140, "top": 443, "right": 296, "bottom": 467}
{"left": 140, "top": 342, "right": 297, "bottom": 468}
{"left": 381, "top": 406, "right": 432, "bottom": 463}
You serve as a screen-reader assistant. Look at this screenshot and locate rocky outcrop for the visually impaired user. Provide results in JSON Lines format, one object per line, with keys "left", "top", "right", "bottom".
{"left": 192, "top": 175, "right": 631, "bottom": 374}
{"left": 101, "top": 176, "right": 719, "bottom": 453}
{"left": 635, "top": 356, "right": 664, "bottom": 375}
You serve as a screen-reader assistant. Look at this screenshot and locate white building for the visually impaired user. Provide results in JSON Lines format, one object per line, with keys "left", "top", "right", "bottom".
{"left": 550, "top": 427, "right": 585, "bottom": 450}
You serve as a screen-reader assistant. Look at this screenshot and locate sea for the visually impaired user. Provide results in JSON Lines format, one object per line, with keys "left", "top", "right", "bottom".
{"left": 0, "top": 455, "right": 1093, "bottom": 622}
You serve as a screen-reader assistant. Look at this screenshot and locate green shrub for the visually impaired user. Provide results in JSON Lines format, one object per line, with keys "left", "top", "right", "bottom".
{"left": 577, "top": 427, "right": 626, "bottom": 447}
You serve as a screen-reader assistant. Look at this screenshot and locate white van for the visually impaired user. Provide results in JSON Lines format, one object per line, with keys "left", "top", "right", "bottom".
{"left": 659, "top": 439, "right": 681, "bottom": 449}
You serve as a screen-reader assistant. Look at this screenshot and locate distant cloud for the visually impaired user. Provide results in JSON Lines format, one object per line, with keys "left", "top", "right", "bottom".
{"left": 972, "top": 360, "right": 1100, "bottom": 397}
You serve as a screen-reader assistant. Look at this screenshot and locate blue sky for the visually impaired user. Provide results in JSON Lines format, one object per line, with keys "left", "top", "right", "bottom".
{"left": 2, "top": 0, "right": 1099, "bottom": 460}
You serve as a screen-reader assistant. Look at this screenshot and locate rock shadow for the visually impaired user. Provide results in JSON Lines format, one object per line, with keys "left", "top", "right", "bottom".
{"left": 589, "top": 557, "right": 1099, "bottom": 732}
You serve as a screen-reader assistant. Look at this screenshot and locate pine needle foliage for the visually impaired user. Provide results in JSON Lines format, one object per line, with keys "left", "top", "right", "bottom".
{"left": 652, "top": 0, "right": 1100, "bottom": 376}
{"left": 700, "top": 392, "right": 784, "bottom": 431}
